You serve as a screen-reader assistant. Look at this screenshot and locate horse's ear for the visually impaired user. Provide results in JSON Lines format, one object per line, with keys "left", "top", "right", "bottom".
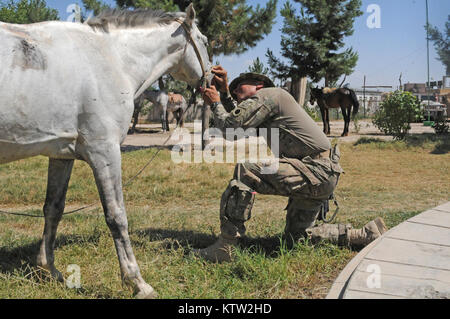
{"left": 185, "top": 3, "right": 196, "bottom": 29}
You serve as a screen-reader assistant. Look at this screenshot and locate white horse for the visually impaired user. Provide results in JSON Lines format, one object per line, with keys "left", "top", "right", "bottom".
{"left": 131, "top": 90, "right": 188, "bottom": 133}
{"left": 0, "top": 5, "right": 210, "bottom": 298}
{"left": 144, "top": 90, "right": 188, "bottom": 131}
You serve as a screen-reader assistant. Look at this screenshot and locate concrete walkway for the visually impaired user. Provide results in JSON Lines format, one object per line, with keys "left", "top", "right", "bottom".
{"left": 327, "top": 202, "right": 450, "bottom": 299}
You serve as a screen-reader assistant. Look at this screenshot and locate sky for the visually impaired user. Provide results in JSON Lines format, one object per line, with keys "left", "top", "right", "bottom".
{"left": 46, "top": 0, "right": 449, "bottom": 90}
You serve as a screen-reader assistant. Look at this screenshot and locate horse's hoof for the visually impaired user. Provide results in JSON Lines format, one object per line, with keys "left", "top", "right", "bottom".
{"left": 37, "top": 265, "right": 64, "bottom": 282}
{"left": 135, "top": 284, "right": 158, "bottom": 299}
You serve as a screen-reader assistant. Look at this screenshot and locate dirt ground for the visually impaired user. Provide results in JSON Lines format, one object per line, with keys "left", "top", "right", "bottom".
{"left": 123, "top": 120, "right": 437, "bottom": 148}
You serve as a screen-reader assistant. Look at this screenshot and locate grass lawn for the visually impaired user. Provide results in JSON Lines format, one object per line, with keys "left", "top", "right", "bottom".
{"left": 0, "top": 134, "right": 448, "bottom": 298}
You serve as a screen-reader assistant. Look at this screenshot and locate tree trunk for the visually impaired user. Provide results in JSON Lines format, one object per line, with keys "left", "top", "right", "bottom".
{"left": 290, "top": 77, "right": 308, "bottom": 107}
{"left": 324, "top": 76, "right": 330, "bottom": 88}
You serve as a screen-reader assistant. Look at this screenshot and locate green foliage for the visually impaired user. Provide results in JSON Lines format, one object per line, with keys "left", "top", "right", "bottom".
{"left": 372, "top": 91, "right": 423, "bottom": 140}
{"left": 303, "top": 105, "right": 320, "bottom": 122}
{"left": 426, "top": 15, "right": 450, "bottom": 76}
{"left": 116, "top": 0, "right": 278, "bottom": 59}
{"left": 82, "top": 0, "right": 111, "bottom": 16}
{"left": 116, "top": 0, "right": 178, "bottom": 12}
{"left": 247, "top": 57, "right": 270, "bottom": 75}
{"left": 0, "top": 0, "right": 58, "bottom": 23}
{"left": 267, "top": 0, "right": 362, "bottom": 87}
{"left": 161, "top": 75, "right": 192, "bottom": 99}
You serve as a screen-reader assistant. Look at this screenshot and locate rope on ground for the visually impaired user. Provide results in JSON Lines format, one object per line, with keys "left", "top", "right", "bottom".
{"left": 0, "top": 89, "right": 200, "bottom": 219}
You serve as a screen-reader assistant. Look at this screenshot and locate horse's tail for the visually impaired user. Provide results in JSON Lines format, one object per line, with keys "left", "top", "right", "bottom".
{"left": 349, "top": 89, "right": 359, "bottom": 118}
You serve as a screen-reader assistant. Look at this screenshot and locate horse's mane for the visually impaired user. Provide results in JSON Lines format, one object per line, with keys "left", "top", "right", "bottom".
{"left": 86, "top": 8, "right": 186, "bottom": 32}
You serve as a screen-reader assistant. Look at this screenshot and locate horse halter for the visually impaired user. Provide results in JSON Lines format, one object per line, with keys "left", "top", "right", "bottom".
{"left": 134, "top": 18, "right": 212, "bottom": 100}
{"left": 174, "top": 18, "right": 212, "bottom": 90}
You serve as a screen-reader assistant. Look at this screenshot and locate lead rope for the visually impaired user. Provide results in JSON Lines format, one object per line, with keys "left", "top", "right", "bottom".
{"left": 0, "top": 88, "right": 201, "bottom": 219}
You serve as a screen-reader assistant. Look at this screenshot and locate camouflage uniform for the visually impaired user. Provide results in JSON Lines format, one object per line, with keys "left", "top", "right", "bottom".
{"left": 211, "top": 87, "right": 346, "bottom": 244}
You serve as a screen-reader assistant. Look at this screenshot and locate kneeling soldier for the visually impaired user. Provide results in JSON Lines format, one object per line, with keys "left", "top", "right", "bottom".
{"left": 196, "top": 66, "right": 387, "bottom": 262}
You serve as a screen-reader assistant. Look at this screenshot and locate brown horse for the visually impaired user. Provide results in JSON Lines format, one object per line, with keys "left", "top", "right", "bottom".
{"left": 310, "top": 87, "right": 359, "bottom": 137}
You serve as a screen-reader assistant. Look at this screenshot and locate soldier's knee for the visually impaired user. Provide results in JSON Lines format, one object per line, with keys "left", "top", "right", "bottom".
{"left": 220, "top": 179, "right": 255, "bottom": 223}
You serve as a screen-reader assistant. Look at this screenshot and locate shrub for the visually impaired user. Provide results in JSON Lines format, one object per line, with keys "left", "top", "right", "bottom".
{"left": 372, "top": 91, "right": 423, "bottom": 139}
{"left": 303, "top": 104, "right": 321, "bottom": 122}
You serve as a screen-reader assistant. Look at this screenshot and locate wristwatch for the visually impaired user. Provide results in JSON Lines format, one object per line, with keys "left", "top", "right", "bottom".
{"left": 210, "top": 102, "right": 220, "bottom": 111}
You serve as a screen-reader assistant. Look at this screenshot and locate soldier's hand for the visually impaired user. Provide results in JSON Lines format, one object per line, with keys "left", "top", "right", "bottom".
{"left": 211, "top": 65, "right": 229, "bottom": 93}
{"left": 201, "top": 85, "right": 220, "bottom": 106}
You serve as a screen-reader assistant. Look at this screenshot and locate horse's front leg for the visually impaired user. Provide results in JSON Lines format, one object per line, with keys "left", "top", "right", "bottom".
{"left": 165, "top": 109, "right": 170, "bottom": 132}
{"left": 83, "top": 142, "right": 157, "bottom": 299}
{"left": 319, "top": 106, "right": 327, "bottom": 135}
{"left": 37, "top": 158, "right": 74, "bottom": 281}
{"left": 161, "top": 103, "right": 168, "bottom": 132}
{"left": 324, "top": 108, "right": 331, "bottom": 135}
{"left": 130, "top": 101, "right": 142, "bottom": 134}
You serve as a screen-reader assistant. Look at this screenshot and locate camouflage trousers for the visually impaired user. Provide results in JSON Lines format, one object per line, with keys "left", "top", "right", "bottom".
{"left": 220, "top": 145, "right": 346, "bottom": 245}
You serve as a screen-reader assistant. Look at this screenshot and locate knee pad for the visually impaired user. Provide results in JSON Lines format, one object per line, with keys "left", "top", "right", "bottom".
{"left": 221, "top": 180, "right": 255, "bottom": 222}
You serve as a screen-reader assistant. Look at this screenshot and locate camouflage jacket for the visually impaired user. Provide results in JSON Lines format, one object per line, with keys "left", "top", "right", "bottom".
{"left": 211, "top": 87, "right": 332, "bottom": 160}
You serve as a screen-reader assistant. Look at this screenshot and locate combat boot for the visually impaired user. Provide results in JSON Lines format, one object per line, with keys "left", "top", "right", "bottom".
{"left": 347, "top": 217, "right": 388, "bottom": 249}
{"left": 194, "top": 235, "right": 237, "bottom": 263}
{"left": 306, "top": 217, "right": 388, "bottom": 250}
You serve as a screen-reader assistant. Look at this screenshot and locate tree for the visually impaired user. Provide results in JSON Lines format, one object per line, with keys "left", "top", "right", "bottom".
{"left": 426, "top": 15, "right": 450, "bottom": 76}
{"left": 115, "top": 0, "right": 278, "bottom": 60}
{"left": 0, "top": 0, "right": 59, "bottom": 23}
{"left": 267, "top": 0, "right": 362, "bottom": 103}
{"left": 247, "top": 57, "right": 270, "bottom": 75}
{"left": 82, "top": 0, "right": 112, "bottom": 16}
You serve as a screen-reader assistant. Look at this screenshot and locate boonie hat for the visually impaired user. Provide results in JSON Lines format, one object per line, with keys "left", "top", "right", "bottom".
{"left": 229, "top": 72, "right": 275, "bottom": 100}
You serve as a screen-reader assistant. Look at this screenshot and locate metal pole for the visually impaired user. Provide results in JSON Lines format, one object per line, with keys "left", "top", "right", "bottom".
{"left": 363, "top": 75, "right": 366, "bottom": 118}
{"left": 426, "top": 0, "right": 431, "bottom": 122}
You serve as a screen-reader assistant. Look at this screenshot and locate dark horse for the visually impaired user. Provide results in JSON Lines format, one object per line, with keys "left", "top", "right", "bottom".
{"left": 310, "top": 87, "right": 359, "bottom": 137}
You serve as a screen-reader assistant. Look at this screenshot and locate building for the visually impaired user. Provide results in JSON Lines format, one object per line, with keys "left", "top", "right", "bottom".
{"left": 353, "top": 89, "right": 385, "bottom": 116}
{"left": 404, "top": 76, "right": 450, "bottom": 117}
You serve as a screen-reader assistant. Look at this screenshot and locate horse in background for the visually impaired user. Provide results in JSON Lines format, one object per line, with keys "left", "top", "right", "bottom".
{"left": 132, "top": 90, "right": 187, "bottom": 132}
{"left": 310, "top": 87, "right": 359, "bottom": 137}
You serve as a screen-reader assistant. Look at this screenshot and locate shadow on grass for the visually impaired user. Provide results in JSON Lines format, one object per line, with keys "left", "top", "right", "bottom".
{"left": 0, "top": 233, "right": 105, "bottom": 293}
{"left": 0, "top": 233, "right": 101, "bottom": 274}
{"left": 134, "top": 227, "right": 335, "bottom": 259}
{"left": 354, "top": 133, "right": 450, "bottom": 154}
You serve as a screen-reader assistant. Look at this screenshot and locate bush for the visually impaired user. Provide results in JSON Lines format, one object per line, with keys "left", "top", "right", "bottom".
{"left": 372, "top": 91, "right": 423, "bottom": 139}
{"left": 303, "top": 104, "right": 321, "bottom": 122}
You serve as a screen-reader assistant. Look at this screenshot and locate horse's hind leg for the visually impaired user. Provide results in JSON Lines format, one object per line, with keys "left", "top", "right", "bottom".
{"left": 37, "top": 158, "right": 74, "bottom": 281}
{"left": 341, "top": 106, "right": 350, "bottom": 136}
{"left": 319, "top": 107, "right": 327, "bottom": 135}
{"left": 84, "top": 143, "right": 156, "bottom": 298}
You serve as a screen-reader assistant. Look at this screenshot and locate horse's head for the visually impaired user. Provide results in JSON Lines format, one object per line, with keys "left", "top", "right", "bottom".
{"left": 310, "top": 86, "right": 321, "bottom": 104}
{"left": 169, "top": 4, "right": 212, "bottom": 89}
